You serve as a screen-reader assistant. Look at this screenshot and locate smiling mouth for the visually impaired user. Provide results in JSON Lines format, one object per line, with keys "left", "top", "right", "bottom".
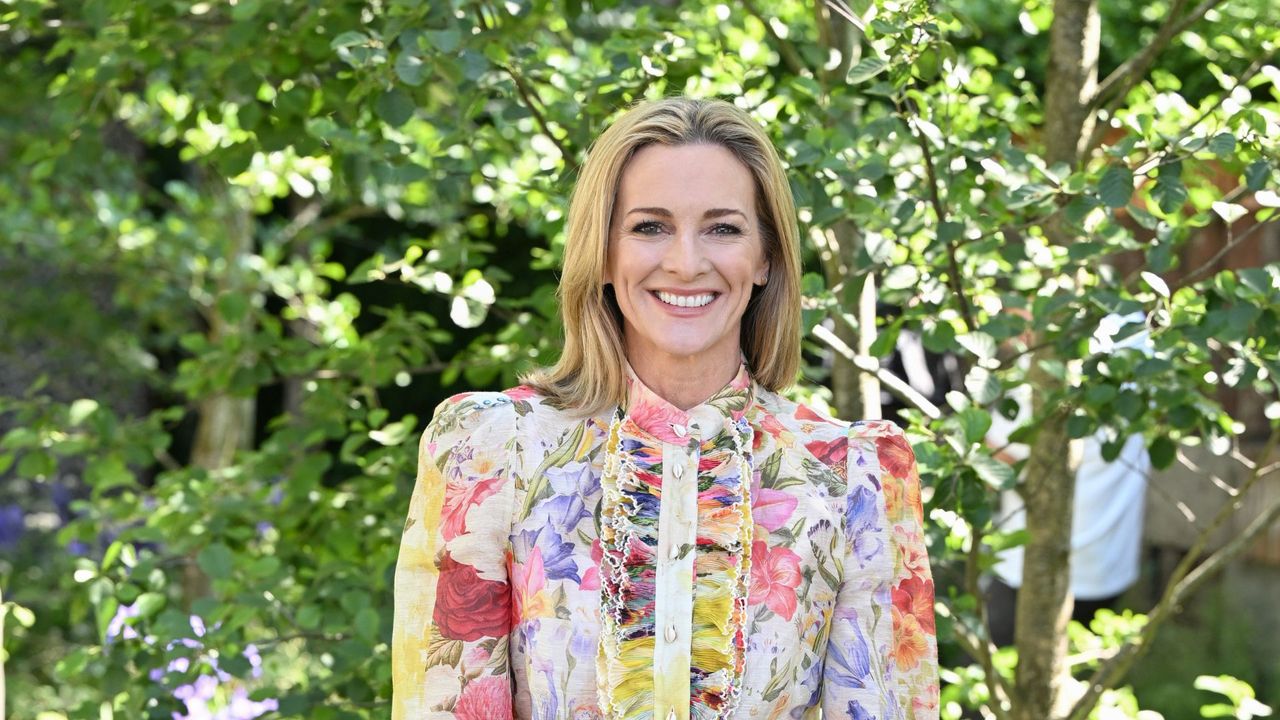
{"left": 653, "top": 291, "right": 718, "bottom": 308}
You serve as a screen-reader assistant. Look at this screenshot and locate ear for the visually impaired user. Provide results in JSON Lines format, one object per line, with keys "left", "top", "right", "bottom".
{"left": 756, "top": 259, "right": 770, "bottom": 286}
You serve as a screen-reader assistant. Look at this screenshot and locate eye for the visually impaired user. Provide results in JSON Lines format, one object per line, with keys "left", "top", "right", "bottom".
{"left": 629, "top": 221, "right": 665, "bottom": 235}
{"left": 710, "top": 223, "right": 744, "bottom": 235}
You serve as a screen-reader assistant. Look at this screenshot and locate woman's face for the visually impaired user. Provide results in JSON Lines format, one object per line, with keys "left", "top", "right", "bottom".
{"left": 605, "top": 143, "right": 770, "bottom": 369}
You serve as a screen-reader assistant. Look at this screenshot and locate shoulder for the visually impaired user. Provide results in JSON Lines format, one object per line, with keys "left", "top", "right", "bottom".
{"left": 422, "top": 385, "right": 591, "bottom": 455}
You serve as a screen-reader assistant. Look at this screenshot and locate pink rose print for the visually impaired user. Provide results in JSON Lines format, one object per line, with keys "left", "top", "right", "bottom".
{"left": 453, "top": 676, "right": 513, "bottom": 720}
{"left": 749, "top": 541, "right": 802, "bottom": 620}
{"left": 441, "top": 474, "right": 504, "bottom": 541}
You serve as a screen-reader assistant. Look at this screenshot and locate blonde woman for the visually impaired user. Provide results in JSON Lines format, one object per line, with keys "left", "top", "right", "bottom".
{"left": 393, "top": 97, "right": 938, "bottom": 720}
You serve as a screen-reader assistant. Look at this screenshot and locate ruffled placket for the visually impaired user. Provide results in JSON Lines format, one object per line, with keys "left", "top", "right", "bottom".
{"left": 596, "top": 364, "right": 757, "bottom": 720}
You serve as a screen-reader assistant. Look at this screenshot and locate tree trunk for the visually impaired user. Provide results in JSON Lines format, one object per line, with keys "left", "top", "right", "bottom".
{"left": 181, "top": 178, "right": 256, "bottom": 607}
{"left": 821, "top": 220, "right": 879, "bottom": 421}
{"left": 1013, "top": 0, "right": 1100, "bottom": 718}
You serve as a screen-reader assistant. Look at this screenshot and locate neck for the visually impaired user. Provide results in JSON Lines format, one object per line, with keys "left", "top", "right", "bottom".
{"left": 626, "top": 344, "right": 743, "bottom": 411}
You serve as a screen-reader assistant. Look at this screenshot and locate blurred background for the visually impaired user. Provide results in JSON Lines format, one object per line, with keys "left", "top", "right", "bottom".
{"left": 1, "top": 0, "right": 1278, "bottom": 718}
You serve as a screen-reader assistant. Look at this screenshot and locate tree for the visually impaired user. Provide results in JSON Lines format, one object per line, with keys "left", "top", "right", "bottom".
{"left": 0, "top": 0, "right": 1276, "bottom": 718}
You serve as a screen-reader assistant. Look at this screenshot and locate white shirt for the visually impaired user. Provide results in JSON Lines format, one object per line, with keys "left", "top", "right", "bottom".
{"left": 987, "top": 313, "right": 1152, "bottom": 599}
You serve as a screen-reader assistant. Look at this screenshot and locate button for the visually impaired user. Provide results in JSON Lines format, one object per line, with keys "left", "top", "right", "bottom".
{"left": 667, "top": 709, "right": 677, "bottom": 720}
{"left": 665, "top": 624, "right": 677, "bottom": 642}
{"left": 672, "top": 423, "right": 687, "bottom": 437}
{"left": 672, "top": 463, "right": 684, "bottom": 479}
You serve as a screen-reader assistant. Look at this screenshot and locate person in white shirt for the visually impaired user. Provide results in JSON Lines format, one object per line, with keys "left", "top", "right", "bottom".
{"left": 985, "top": 312, "right": 1152, "bottom": 646}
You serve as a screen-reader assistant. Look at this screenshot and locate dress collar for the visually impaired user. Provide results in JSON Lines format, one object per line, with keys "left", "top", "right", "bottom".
{"left": 622, "top": 360, "right": 755, "bottom": 444}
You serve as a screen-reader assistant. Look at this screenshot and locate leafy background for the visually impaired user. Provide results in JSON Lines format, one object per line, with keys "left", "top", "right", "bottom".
{"left": 1, "top": 0, "right": 1277, "bottom": 718}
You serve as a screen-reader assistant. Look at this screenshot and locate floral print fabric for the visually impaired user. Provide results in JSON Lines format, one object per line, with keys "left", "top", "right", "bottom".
{"left": 393, "top": 365, "right": 938, "bottom": 719}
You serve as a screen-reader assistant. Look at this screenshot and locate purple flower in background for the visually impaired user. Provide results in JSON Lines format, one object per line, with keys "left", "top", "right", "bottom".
{"left": 105, "top": 602, "right": 141, "bottom": 642}
{"left": 0, "top": 504, "right": 24, "bottom": 549}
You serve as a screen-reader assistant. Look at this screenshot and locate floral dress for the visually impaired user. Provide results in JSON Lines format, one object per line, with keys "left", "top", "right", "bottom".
{"left": 392, "top": 364, "right": 938, "bottom": 720}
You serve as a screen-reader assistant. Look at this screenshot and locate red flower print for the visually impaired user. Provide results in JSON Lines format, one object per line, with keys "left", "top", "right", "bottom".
{"left": 432, "top": 552, "right": 511, "bottom": 641}
{"left": 441, "top": 474, "right": 504, "bottom": 541}
{"left": 875, "top": 433, "right": 916, "bottom": 480}
{"left": 892, "top": 575, "right": 936, "bottom": 634}
{"left": 453, "top": 675, "right": 513, "bottom": 720}
{"left": 760, "top": 413, "right": 788, "bottom": 439}
{"left": 795, "top": 404, "right": 834, "bottom": 424}
{"left": 805, "top": 436, "right": 847, "bottom": 470}
{"left": 748, "top": 541, "right": 802, "bottom": 620}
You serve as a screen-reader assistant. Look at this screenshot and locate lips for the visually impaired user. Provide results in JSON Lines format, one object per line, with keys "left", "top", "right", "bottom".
{"left": 653, "top": 290, "right": 718, "bottom": 308}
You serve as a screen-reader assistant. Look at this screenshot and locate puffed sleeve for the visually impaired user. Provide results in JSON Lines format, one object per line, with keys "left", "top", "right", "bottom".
{"left": 821, "top": 421, "right": 939, "bottom": 720}
{"left": 393, "top": 394, "right": 518, "bottom": 719}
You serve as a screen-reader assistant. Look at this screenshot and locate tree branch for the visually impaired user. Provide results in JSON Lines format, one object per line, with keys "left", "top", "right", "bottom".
{"left": 1066, "top": 426, "right": 1280, "bottom": 720}
{"left": 812, "top": 323, "right": 943, "bottom": 419}
{"left": 1089, "top": 0, "right": 1227, "bottom": 112}
{"left": 741, "top": 0, "right": 807, "bottom": 76}
{"left": 500, "top": 65, "right": 574, "bottom": 167}
{"left": 897, "top": 100, "right": 978, "bottom": 334}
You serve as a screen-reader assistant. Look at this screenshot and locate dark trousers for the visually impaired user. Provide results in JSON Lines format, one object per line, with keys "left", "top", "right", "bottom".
{"left": 985, "top": 578, "right": 1122, "bottom": 647}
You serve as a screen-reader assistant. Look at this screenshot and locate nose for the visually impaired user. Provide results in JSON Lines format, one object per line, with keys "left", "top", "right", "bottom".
{"left": 661, "top": 228, "right": 706, "bottom": 279}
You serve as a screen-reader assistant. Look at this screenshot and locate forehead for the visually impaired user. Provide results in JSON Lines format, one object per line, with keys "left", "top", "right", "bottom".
{"left": 615, "top": 143, "right": 757, "bottom": 214}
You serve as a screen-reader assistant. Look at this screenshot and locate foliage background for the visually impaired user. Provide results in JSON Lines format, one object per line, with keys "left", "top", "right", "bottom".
{"left": 1, "top": 0, "right": 1277, "bottom": 718}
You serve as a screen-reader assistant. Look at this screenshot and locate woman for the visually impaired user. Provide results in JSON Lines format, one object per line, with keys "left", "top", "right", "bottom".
{"left": 393, "top": 98, "right": 938, "bottom": 720}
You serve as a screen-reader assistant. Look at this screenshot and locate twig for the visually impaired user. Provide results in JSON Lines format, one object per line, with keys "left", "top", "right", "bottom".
{"left": 1089, "top": 0, "right": 1227, "bottom": 112}
{"left": 1175, "top": 216, "right": 1280, "bottom": 290}
{"left": 897, "top": 99, "right": 977, "bottom": 333}
{"left": 501, "top": 65, "right": 573, "bottom": 166}
{"left": 812, "top": 323, "right": 943, "bottom": 419}
{"left": 1066, "top": 426, "right": 1280, "bottom": 720}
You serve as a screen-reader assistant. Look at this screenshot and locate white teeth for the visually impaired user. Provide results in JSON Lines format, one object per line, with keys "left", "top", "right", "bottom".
{"left": 655, "top": 291, "right": 715, "bottom": 308}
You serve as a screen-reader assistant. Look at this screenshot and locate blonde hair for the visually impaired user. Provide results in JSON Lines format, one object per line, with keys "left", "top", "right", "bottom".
{"left": 522, "top": 97, "right": 802, "bottom": 415}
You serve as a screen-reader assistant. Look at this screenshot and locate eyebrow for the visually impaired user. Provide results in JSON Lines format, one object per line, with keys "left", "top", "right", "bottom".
{"left": 624, "top": 207, "right": 748, "bottom": 221}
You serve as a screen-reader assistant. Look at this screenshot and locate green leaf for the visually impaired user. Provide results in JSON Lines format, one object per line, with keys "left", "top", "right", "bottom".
{"left": 395, "top": 52, "right": 428, "bottom": 86}
{"left": 1067, "top": 413, "right": 1094, "bottom": 439}
{"left": 1146, "top": 435, "right": 1172, "bottom": 468}
{"left": 964, "top": 366, "right": 1001, "bottom": 405}
{"left": 376, "top": 88, "right": 415, "bottom": 127}
{"left": 970, "top": 453, "right": 1016, "bottom": 489}
{"left": 197, "top": 543, "right": 235, "bottom": 579}
{"left": 957, "top": 407, "right": 992, "bottom": 444}
{"left": 1099, "top": 165, "right": 1134, "bottom": 208}
{"left": 329, "top": 31, "right": 367, "bottom": 50}
{"left": 1152, "top": 178, "right": 1187, "bottom": 213}
{"left": 217, "top": 294, "right": 249, "bottom": 324}
{"left": 134, "top": 592, "right": 166, "bottom": 619}
{"left": 1207, "top": 132, "right": 1235, "bottom": 157}
{"left": 846, "top": 56, "right": 889, "bottom": 84}
{"left": 1244, "top": 160, "right": 1271, "bottom": 192}
{"left": 355, "top": 607, "right": 379, "bottom": 642}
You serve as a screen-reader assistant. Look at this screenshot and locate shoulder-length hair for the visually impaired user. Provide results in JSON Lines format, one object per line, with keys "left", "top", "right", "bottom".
{"left": 522, "top": 97, "right": 802, "bottom": 415}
